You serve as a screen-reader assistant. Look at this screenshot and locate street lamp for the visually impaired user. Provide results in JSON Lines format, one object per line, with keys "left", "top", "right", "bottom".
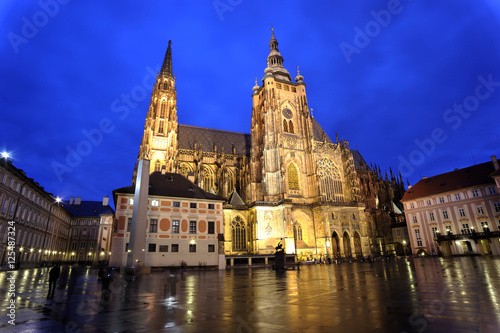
{"left": 40, "top": 197, "right": 61, "bottom": 266}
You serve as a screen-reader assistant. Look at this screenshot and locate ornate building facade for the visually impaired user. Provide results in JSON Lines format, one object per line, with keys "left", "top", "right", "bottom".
{"left": 133, "top": 30, "right": 405, "bottom": 259}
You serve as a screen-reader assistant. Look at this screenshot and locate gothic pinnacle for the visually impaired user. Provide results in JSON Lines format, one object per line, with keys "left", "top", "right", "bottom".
{"left": 161, "top": 40, "right": 173, "bottom": 77}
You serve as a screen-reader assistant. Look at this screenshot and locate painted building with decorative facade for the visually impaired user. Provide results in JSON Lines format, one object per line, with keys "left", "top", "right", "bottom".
{"left": 133, "top": 30, "right": 406, "bottom": 260}
{"left": 401, "top": 156, "right": 500, "bottom": 256}
{"left": 109, "top": 171, "right": 225, "bottom": 268}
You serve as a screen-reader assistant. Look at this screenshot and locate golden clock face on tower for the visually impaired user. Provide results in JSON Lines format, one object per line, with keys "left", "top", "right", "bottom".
{"left": 282, "top": 108, "right": 293, "bottom": 119}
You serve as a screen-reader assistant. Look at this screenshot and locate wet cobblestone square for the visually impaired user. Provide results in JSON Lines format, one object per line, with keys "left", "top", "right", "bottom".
{"left": 1, "top": 257, "right": 499, "bottom": 332}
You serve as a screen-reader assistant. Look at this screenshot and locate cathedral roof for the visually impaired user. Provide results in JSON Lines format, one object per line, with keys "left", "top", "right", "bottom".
{"left": 401, "top": 161, "right": 496, "bottom": 201}
{"left": 178, "top": 125, "right": 251, "bottom": 156}
{"left": 351, "top": 150, "right": 370, "bottom": 170}
{"left": 113, "top": 172, "right": 225, "bottom": 201}
{"left": 311, "top": 117, "right": 333, "bottom": 143}
{"left": 227, "top": 190, "right": 246, "bottom": 206}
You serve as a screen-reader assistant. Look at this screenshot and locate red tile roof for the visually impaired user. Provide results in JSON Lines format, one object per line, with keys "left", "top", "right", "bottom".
{"left": 401, "top": 161, "right": 496, "bottom": 201}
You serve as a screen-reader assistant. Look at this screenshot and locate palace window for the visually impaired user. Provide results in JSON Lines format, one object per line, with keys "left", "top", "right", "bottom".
{"left": 208, "top": 204, "right": 214, "bottom": 210}
{"left": 171, "top": 244, "right": 179, "bottom": 252}
{"left": 431, "top": 227, "right": 439, "bottom": 238}
{"left": 208, "top": 221, "right": 215, "bottom": 234}
{"left": 173, "top": 201, "right": 180, "bottom": 207}
{"left": 189, "top": 221, "right": 197, "bottom": 234}
{"left": 472, "top": 189, "right": 479, "bottom": 198}
{"left": 427, "top": 200, "right": 432, "bottom": 206}
{"left": 159, "top": 245, "right": 168, "bottom": 252}
{"left": 288, "top": 164, "right": 299, "bottom": 190}
{"left": 127, "top": 218, "right": 132, "bottom": 232}
{"left": 148, "top": 244, "right": 156, "bottom": 252}
{"left": 442, "top": 210, "right": 449, "bottom": 219}
{"left": 429, "top": 212, "right": 435, "bottom": 221}
{"left": 149, "top": 219, "right": 158, "bottom": 233}
{"left": 412, "top": 216, "right": 417, "bottom": 224}
{"left": 190, "top": 202, "right": 197, "bottom": 209}
{"left": 208, "top": 244, "right": 215, "bottom": 252}
{"left": 494, "top": 202, "right": 500, "bottom": 213}
{"left": 415, "top": 229, "right": 422, "bottom": 247}
{"left": 189, "top": 244, "right": 196, "bottom": 253}
{"left": 1, "top": 199, "right": 8, "bottom": 214}
{"left": 476, "top": 206, "right": 485, "bottom": 215}
{"left": 458, "top": 208, "right": 466, "bottom": 217}
{"left": 439, "top": 197, "right": 445, "bottom": 204}
{"left": 151, "top": 200, "right": 159, "bottom": 207}
{"left": 231, "top": 216, "right": 246, "bottom": 251}
{"left": 172, "top": 220, "right": 179, "bottom": 233}
{"left": 488, "top": 186, "right": 497, "bottom": 195}
{"left": 462, "top": 223, "right": 471, "bottom": 234}
{"left": 481, "top": 221, "right": 489, "bottom": 231}
{"left": 455, "top": 193, "right": 461, "bottom": 201}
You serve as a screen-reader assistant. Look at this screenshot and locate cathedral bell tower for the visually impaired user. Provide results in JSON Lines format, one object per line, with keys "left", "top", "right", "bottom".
{"left": 249, "top": 28, "right": 318, "bottom": 203}
{"left": 135, "top": 40, "right": 179, "bottom": 180}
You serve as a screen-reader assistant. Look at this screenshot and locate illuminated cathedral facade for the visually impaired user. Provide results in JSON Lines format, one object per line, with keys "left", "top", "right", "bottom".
{"left": 134, "top": 30, "right": 406, "bottom": 259}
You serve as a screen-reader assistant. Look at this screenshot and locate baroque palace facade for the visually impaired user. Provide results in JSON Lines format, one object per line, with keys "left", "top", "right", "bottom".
{"left": 133, "top": 30, "right": 405, "bottom": 259}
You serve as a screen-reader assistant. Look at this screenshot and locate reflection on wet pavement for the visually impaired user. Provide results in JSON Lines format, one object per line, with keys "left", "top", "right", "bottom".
{"left": 1, "top": 257, "right": 499, "bottom": 332}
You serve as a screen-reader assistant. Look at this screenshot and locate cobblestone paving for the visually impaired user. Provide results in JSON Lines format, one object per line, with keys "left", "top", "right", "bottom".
{"left": 0, "top": 256, "right": 499, "bottom": 332}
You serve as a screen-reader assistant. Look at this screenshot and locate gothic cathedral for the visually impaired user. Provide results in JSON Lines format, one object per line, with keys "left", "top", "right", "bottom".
{"left": 134, "top": 30, "right": 406, "bottom": 259}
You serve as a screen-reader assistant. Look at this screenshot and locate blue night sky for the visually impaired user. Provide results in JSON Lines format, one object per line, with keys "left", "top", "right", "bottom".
{"left": 1, "top": 1, "right": 500, "bottom": 206}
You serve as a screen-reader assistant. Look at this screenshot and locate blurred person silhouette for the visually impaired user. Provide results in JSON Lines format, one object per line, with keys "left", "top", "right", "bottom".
{"left": 47, "top": 263, "right": 60, "bottom": 298}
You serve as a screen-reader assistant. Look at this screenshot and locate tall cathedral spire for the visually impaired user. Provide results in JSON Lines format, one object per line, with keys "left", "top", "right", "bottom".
{"left": 134, "top": 39, "right": 178, "bottom": 182}
{"left": 161, "top": 40, "right": 173, "bottom": 77}
{"left": 264, "top": 27, "right": 291, "bottom": 81}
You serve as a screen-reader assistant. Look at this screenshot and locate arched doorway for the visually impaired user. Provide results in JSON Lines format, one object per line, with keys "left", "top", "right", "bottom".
{"left": 353, "top": 232, "right": 362, "bottom": 258}
{"left": 461, "top": 241, "right": 473, "bottom": 255}
{"left": 343, "top": 231, "right": 352, "bottom": 258}
{"left": 395, "top": 242, "right": 404, "bottom": 256}
{"left": 331, "top": 231, "right": 340, "bottom": 258}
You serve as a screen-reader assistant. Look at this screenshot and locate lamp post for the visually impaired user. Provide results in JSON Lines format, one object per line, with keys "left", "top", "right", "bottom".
{"left": 40, "top": 197, "right": 61, "bottom": 266}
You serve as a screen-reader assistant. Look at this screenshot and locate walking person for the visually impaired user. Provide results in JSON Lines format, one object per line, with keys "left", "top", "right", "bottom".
{"left": 47, "top": 263, "right": 60, "bottom": 298}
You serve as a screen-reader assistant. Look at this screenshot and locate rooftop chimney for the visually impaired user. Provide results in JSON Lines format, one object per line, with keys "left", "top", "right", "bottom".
{"left": 103, "top": 196, "right": 109, "bottom": 206}
{"left": 492, "top": 155, "right": 499, "bottom": 171}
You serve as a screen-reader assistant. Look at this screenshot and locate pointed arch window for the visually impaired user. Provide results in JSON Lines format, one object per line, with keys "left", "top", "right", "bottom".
{"left": 317, "top": 158, "right": 344, "bottom": 202}
{"left": 179, "top": 163, "right": 192, "bottom": 179}
{"left": 155, "top": 160, "right": 161, "bottom": 172}
{"left": 203, "top": 165, "right": 215, "bottom": 193}
{"left": 288, "top": 164, "right": 299, "bottom": 190}
{"left": 288, "top": 120, "right": 294, "bottom": 133}
{"left": 227, "top": 168, "right": 235, "bottom": 194}
{"left": 163, "top": 81, "right": 168, "bottom": 90}
{"left": 160, "top": 101, "right": 166, "bottom": 118}
{"left": 293, "top": 223, "right": 303, "bottom": 241}
{"left": 158, "top": 120, "right": 164, "bottom": 134}
{"left": 283, "top": 119, "right": 288, "bottom": 132}
{"left": 232, "top": 216, "right": 247, "bottom": 251}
